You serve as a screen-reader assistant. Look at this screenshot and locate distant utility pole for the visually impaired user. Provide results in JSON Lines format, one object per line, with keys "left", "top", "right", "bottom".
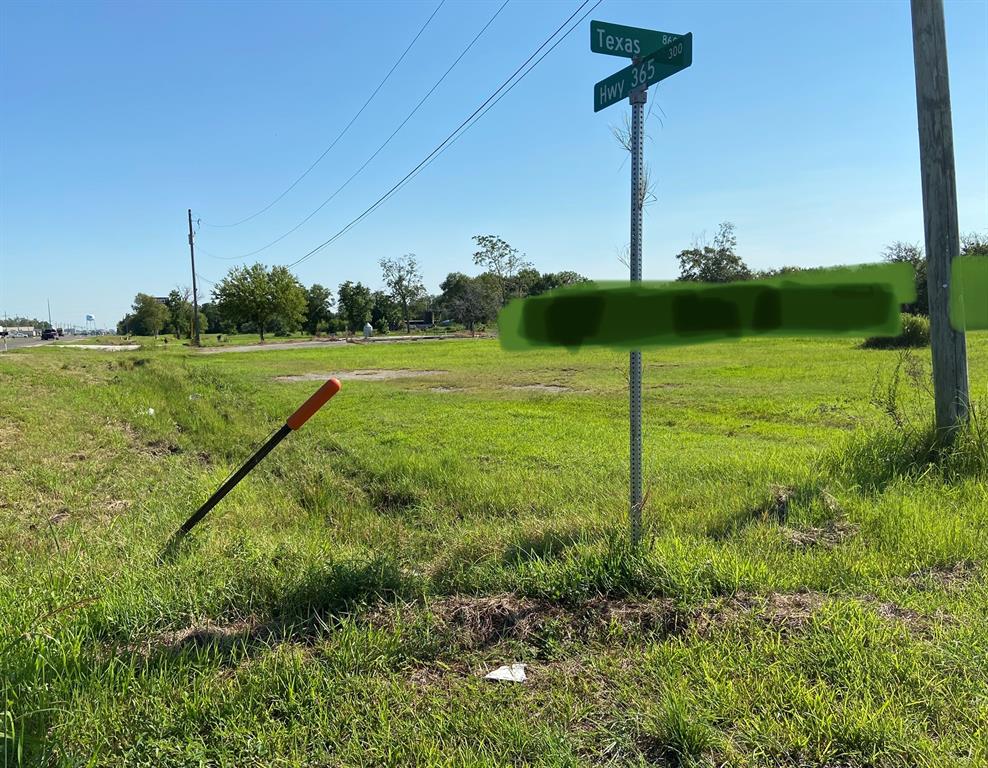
{"left": 187, "top": 209, "right": 202, "bottom": 346}
{"left": 47, "top": 299, "right": 52, "bottom": 328}
{"left": 910, "top": 0, "right": 969, "bottom": 434}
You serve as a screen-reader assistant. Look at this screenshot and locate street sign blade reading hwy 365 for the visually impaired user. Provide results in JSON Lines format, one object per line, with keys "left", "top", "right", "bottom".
{"left": 590, "top": 20, "right": 682, "bottom": 58}
{"left": 593, "top": 32, "right": 693, "bottom": 112}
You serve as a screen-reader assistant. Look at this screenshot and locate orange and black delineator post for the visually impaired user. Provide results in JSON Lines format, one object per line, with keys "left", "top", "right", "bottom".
{"left": 168, "top": 378, "right": 341, "bottom": 544}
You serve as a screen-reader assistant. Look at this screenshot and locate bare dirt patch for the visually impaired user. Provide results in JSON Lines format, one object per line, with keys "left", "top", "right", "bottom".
{"left": 429, "top": 386, "right": 462, "bottom": 394}
{"left": 861, "top": 597, "right": 954, "bottom": 634}
{"left": 55, "top": 344, "right": 141, "bottom": 351}
{"left": 369, "top": 594, "right": 682, "bottom": 651}
{"left": 199, "top": 340, "right": 342, "bottom": 355}
{"left": 104, "top": 499, "right": 131, "bottom": 516}
{"left": 143, "top": 619, "right": 266, "bottom": 655}
{"left": 696, "top": 591, "right": 828, "bottom": 637}
{"left": 903, "top": 561, "right": 979, "bottom": 590}
{"left": 762, "top": 485, "right": 843, "bottom": 525}
{"left": 274, "top": 369, "right": 447, "bottom": 382}
{"left": 780, "top": 519, "right": 859, "bottom": 550}
{"left": 510, "top": 384, "right": 572, "bottom": 394}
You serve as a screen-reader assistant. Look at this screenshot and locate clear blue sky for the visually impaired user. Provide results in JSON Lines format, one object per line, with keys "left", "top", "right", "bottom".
{"left": 1, "top": 0, "right": 985, "bottom": 328}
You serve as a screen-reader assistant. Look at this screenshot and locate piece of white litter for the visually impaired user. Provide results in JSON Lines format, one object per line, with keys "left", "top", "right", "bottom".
{"left": 146, "top": 408, "right": 155, "bottom": 416}
{"left": 484, "top": 663, "right": 526, "bottom": 683}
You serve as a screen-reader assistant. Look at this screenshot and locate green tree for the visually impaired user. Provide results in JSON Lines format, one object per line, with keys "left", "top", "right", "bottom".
{"left": 380, "top": 254, "right": 426, "bottom": 333}
{"left": 439, "top": 272, "right": 499, "bottom": 335}
{"left": 961, "top": 232, "right": 988, "bottom": 257}
{"left": 527, "top": 270, "right": 589, "bottom": 296}
{"left": 753, "top": 265, "right": 808, "bottom": 279}
{"left": 676, "top": 222, "right": 752, "bottom": 283}
{"left": 116, "top": 314, "right": 134, "bottom": 336}
{"left": 304, "top": 284, "right": 334, "bottom": 334}
{"left": 370, "top": 290, "right": 401, "bottom": 333}
{"left": 882, "top": 241, "right": 928, "bottom": 316}
{"left": 212, "top": 263, "right": 306, "bottom": 341}
{"left": 510, "top": 267, "right": 542, "bottom": 298}
{"left": 131, "top": 293, "right": 169, "bottom": 338}
{"left": 199, "top": 302, "right": 233, "bottom": 334}
{"left": 164, "top": 288, "right": 194, "bottom": 339}
{"left": 2, "top": 316, "right": 48, "bottom": 329}
{"left": 337, "top": 281, "right": 374, "bottom": 333}
{"left": 472, "top": 235, "right": 532, "bottom": 305}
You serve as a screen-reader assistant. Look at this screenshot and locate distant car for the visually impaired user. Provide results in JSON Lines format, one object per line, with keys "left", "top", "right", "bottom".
{"left": 41, "top": 329, "right": 57, "bottom": 340}
{"left": 12, "top": 332, "right": 28, "bottom": 338}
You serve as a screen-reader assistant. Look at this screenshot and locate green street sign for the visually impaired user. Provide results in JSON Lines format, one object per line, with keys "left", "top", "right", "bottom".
{"left": 593, "top": 33, "right": 693, "bottom": 112}
{"left": 590, "top": 20, "right": 682, "bottom": 58}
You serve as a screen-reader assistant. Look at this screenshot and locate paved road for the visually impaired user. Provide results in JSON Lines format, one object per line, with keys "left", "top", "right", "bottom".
{"left": 2, "top": 335, "right": 59, "bottom": 351}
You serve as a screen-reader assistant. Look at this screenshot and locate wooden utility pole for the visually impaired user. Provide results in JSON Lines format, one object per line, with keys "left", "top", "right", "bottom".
{"left": 187, "top": 209, "right": 202, "bottom": 347}
{"left": 910, "top": 0, "right": 969, "bottom": 434}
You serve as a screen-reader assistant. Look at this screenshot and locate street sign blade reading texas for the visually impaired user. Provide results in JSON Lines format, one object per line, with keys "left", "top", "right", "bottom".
{"left": 590, "top": 19, "right": 682, "bottom": 58}
{"left": 593, "top": 32, "right": 693, "bottom": 112}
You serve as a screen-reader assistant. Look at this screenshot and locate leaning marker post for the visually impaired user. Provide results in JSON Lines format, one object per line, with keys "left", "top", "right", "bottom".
{"left": 165, "top": 378, "right": 342, "bottom": 549}
{"left": 591, "top": 21, "right": 693, "bottom": 545}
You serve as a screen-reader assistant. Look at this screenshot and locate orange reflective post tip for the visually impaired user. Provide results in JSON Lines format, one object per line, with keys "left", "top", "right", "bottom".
{"left": 287, "top": 377, "right": 342, "bottom": 430}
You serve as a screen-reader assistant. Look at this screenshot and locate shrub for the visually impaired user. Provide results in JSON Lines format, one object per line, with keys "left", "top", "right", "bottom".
{"left": 862, "top": 313, "right": 930, "bottom": 349}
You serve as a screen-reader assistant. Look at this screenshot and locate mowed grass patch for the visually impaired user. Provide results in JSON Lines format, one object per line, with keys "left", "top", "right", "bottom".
{"left": 2, "top": 334, "right": 986, "bottom": 765}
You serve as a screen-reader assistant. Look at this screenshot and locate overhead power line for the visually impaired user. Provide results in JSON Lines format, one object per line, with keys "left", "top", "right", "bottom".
{"left": 207, "top": 0, "right": 510, "bottom": 262}
{"left": 204, "top": 0, "right": 445, "bottom": 229}
{"left": 285, "top": 0, "right": 600, "bottom": 270}
{"left": 393, "top": 1, "right": 604, "bottom": 203}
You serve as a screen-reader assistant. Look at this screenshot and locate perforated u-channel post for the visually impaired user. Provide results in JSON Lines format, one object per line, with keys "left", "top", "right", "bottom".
{"left": 629, "top": 85, "right": 646, "bottom": 546}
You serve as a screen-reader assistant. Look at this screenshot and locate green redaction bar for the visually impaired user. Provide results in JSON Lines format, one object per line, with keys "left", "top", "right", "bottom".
{"left": 951, "top": 255, "right": 988, "bottom": 330}
{"left": 498, "top": 263, "right": 918, "bottom": 351}
{"left": 590, "top": 20, "right": 682, "bottom": 58}
{"left": 594, "top": 33, "right": 693, "bottom": 112}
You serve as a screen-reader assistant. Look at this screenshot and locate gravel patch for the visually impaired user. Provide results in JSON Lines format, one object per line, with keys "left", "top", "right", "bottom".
{"left": 275, "top": 369, "right": 448, "bottom": 382}
{"left": 510, "top": 384, "right": 572, "bottom": 393}
{"left": 55, "top": 344, "right": 141, "bottom": 351}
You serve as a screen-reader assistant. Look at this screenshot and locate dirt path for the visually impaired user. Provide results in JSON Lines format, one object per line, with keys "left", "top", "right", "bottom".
{"left": 198, "top": 335, "right": 485, "bottom": 354}
{"left": 54, "top": 344, "right": 141, "bottom": 351}
{"left": 275, "top": 370, "right": 447, "bottom": 382}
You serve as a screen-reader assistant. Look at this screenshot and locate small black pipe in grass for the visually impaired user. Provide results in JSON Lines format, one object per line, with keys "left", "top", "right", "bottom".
{"left": 161, "top": 378, "right": 341, "bottom": 558}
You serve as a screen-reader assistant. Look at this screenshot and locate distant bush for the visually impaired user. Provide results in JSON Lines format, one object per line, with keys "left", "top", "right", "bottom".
{"left": 862, "top": 313, "right": 930, "bottom": 349}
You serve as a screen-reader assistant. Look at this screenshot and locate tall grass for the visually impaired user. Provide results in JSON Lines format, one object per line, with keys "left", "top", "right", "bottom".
{"left": 2, "top": 336, "right": 986, "bottom": 765}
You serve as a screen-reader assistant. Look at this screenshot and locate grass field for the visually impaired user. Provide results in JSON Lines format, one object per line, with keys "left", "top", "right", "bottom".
{"left": 2, "top": 333, "right": 986, "bottom": 766}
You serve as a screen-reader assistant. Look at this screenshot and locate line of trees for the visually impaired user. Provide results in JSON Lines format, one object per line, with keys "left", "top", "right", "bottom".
{"left": 674, "top": 222, "right": 988, "bottom": 317}
{"left": 1, "top": 316, "right": 51, "bottom": 330}
{"left": 117, "top": 235, "right": 589, "bottom": 339}
{"left": 117, "top": 226, "right": 985, "bottom": 339}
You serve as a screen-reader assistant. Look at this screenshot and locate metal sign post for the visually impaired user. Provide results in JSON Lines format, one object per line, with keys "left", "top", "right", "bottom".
{"left": 629, "top": 85, "right": 646, "bottom": 545}
{"left": 591, "top": 20, "right": 693, "bottom": 545}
